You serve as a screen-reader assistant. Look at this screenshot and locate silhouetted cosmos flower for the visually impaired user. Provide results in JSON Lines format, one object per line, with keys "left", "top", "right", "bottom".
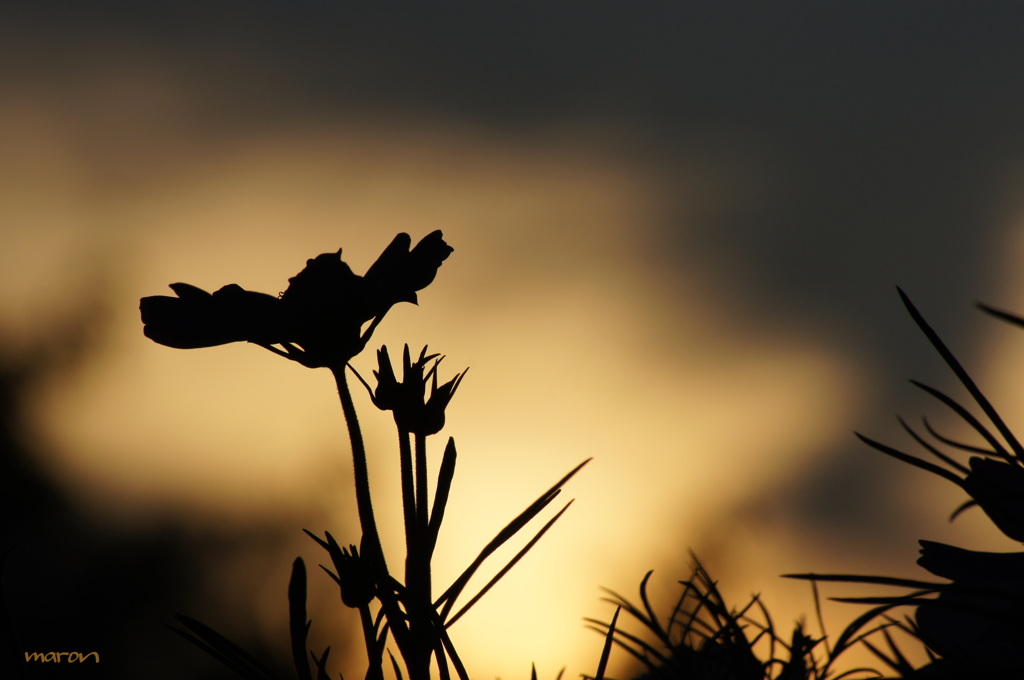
{"left": 914, "top": 540, "right": 1024, "bottom": 675}
{"left": 907, "top": 458, "right": 1024, "bottom": 675}
{"left": 960, "top": 456, "right": 1024, "bottom": 542}
{"left": 140, "top": 231, "right": 453, "bottom": 368}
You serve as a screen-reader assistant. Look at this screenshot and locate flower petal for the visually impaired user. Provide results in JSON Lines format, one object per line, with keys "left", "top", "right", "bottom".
{"left": 141, "top": 283, "right": 285, "bottom": 349}
{"left": 362, "top": 231, "right": 453, "bottom": 315}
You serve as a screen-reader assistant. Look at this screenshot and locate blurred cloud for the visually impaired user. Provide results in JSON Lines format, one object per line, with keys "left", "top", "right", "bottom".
{"left": 4, "top": 3, "right": 1024, "bottom": 679}
{"left": 13, "top": 115, "right": 859, "bottom": 675}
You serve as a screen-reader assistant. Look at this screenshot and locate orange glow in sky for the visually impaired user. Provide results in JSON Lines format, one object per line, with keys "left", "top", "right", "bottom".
{"left": 3, "top": 116, "right": 899, "bottom": 678}
{"left": 5, "top": 9, "right": 1024, "bottom": 678}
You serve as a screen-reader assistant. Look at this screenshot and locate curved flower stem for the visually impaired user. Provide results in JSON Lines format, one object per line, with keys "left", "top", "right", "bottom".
{"left": 337, "top": 366, "right": 418, "bottom": 673}
{"left": 399, "top": 422, "right": 423, "bottom": 679}
{"left": 332, "top": 366, "right": 386, "bottom": 571}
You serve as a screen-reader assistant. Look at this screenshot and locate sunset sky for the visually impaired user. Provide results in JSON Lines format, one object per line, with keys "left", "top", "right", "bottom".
{"left": 4, "top": 4, "right": 1024, "bottom": 679}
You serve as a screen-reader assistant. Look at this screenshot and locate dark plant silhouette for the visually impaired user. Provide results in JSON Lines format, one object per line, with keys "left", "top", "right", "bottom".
{"left": 141, "top": 231, "right": 453, "bottom": 369}
{"left": 581, "top": 286, "right": 1024, "bottom": 680}
{"left": 142, "top": 232, "right": 587, "bottom": 680}
{"left": 787, "top": 288, "right": 1024, "bottom": 678}
{"left": 586, "top": 555, "right": 876, "bottom": 680}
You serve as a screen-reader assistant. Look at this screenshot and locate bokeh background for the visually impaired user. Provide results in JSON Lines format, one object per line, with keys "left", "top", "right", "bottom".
{"left": 4, "top": 3, "right": 1024, "bottom": 678}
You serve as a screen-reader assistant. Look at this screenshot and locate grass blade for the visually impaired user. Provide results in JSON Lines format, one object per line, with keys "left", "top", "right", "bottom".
{"left": 854, "top": 433, "right": 963, "bottom": 486}
{"left": 899, "top": 417, "right": 971, "bottom": 474}
{"left": 909, "top": 381, "right": 1012, "bottom": 462}
{"left": 445, "top": 501, "right": 573, "bottom": 627}
{"left": 594, "top": 606, "right": 620, "bottom": 680}
{"left": 435, "top": 459, "right": 589, "bottom": 618}
{"left": 170, "top": 615, "right": 283, "bottom": 680}
{"left": 428, "top": 437, "right": 458, "bottom": 556}
{"left": 899, "top": 288, "right": 1024, "bottom": 458}
{"left": 288, "top": 558, "right": 312, "bottom": 680}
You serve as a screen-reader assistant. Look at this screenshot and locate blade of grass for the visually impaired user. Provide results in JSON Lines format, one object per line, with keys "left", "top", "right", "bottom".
{"left": 582, "top": 623, "right": 655, "bottom": 670}
{"left": 827, "top": 595, "right": 932, "bottom": 661}
{"left": 303, "top": 529, "right": 330, "bottom": 551}
{"left": 388, "top": 650, "right": 405, "bottom": 680}
{"left": 637, "top": 570, "right": 672, "bottom": 649}
{"left": 909, "top": 381, "right": 1013, "bottom": 462}
{"left": 434, "top": 620, "right": 470, "bottom": 680}
{"left": 586, "top": 617, "right": 667, "bottom": 667}
{"left": 854, "top": 433, "right": 964, "bottom": 486}
{"left": 427, "top": 437, "right": 458, "bottom": 556}
{"left": 445, "top": 501, "right": 573, "bottom": 627}
{"left": 288, "top": 558, "right": 313, "bottom": 680}
{"left": 594, "top": 606, "right": 620, "bottom": 680}
{"left": 978, "top": 303, "right": 1024, "bottom": 329}
{"left": 899, "top": 288, "right": 1024, "bottom": 458}
{"left": 435, "top": 459, "right": 589, "bottom": 617}
{"left": 899, "top": 417, "right": 971, "bottom": 474}
{"left": 600, "top": 576, "right": 670, "bottom": 648}
{"left": 170, "top": 615, "right": 283, "bottom": 680}
{"left": 922, "top": 417, "right": 996, "bottom": 457}
{"left": 948, "top": 499, "right": 977, "bottom": 521}
{"left": 784, "top": 572, "right": 940, "bottom": 589}
{"left": 435, "top": 641, "right": 452, "bottom": 680}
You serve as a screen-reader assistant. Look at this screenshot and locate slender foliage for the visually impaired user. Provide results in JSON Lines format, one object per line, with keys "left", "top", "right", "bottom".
{"left": 145, "top": 234, "right": 586, "bottom": 680}
{"left": 789, "top": 289, "right": 1024, "bottom": 677}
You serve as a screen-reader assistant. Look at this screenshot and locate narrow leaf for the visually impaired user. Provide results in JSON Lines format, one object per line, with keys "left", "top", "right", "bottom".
{"left": 170, "top": 615, "right": 282, "bottom": 680}
{"left": 434, "top": 622, "right": 470, "bottom": 680}
{"left": 910, "top": 381, "right": 1012, "bottom": 462}
{"left": 388, "top": 650, "right": 405, "bottom": 680}
{"left": 303, "top": 529, "right": 330, "bottom": 551}
{"left": 584, "top": 618, "right": 665, "bottom": 665}
{"left": 288, "top": 558, "right": 313, "bottom": 680}
{"left": 855, "top": 432, "right": 964, "bottom": 486}
{"left": 900, "top": 288, "right": 1024, "bottom": 458}
{"left": 899, "top": 417, "right": 970, "bottom": 474}
{"left": 783, "top": 572, "right": 940, "bottom": 589}
{"left": 435, "top": 459, "right": 589, "bottom": 616}
{"left": 978, "top": 302, "right": 1024, "bottom": 329}
{"left": 922, "top": 417, "right": 995, "bottom": 458}
{"left": 428, "top": 437, "right": 458, "bottom": 555}
{"left": 594, "top": 607, "right": 620, "bottom": 680}
{"left": 638, "top": 570, "right": 671, "bottom": 648}
{"left": 445, "top": 501, "right": 573, "bottom": 626}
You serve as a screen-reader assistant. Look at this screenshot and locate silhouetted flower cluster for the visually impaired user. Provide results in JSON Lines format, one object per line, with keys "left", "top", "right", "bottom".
{"left": 355, "top": 345, "right": 467, "bottom": 436}
{"left": 149, "top": 232, "right": 587, "bottom": 680}
{"left": 141, "top": 231, "right": 452, "bottom": 369}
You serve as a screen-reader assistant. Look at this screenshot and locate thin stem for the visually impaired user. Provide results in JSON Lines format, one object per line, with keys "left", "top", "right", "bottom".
{"left": 331, "top": 366, "right": 386, "bottom": 572}
{"left": 359, "top": 604, "right": 384, "bottom": 680}
{"left": 334, "top": 366, "right": 414, "bottom": 663}
{"left": 402, "top": 432, "right": 433, "bottom": 680}
{"left": 414, "top": 432, "right": 431, "bottom": 599}
{"left": 399, "top": 428, "right": 415, "bottom": 577}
